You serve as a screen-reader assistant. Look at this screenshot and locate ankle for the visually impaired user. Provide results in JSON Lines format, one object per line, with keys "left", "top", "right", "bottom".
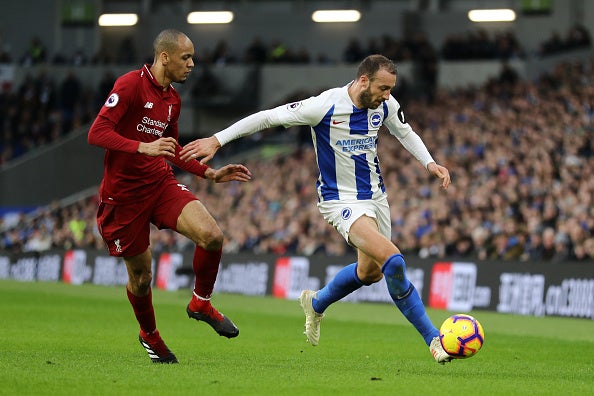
{"left": 189, "top": 296, "right": 211, "bottom": 312}
{"left": 140, "top": 328, "right": 160, "bottom": 340}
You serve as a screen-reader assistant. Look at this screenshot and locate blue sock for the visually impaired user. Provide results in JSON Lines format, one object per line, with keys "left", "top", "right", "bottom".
{"left": 312, "top": 263, "right": 364, "bottom": 313}
{"left": 382, "top": 254, "right": 439, "bottom": 345}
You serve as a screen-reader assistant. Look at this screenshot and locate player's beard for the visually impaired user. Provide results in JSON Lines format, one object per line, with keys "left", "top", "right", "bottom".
{"left": 359, "top": 88, "right": 381, "bottom": 109}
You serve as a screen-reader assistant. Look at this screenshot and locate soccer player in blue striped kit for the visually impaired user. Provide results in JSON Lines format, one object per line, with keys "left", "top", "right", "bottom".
{"left": 180, "top": 54, "right": 452, "bottom": 363}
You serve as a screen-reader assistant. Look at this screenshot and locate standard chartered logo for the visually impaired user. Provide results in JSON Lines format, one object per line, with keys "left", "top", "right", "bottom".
{"left": 137, "top": 116, "right": 168, "bottom": 137}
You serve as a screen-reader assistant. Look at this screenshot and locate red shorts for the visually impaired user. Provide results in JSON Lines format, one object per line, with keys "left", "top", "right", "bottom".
{"left": 97, "top": 177, "right": 197, "bottom": 257}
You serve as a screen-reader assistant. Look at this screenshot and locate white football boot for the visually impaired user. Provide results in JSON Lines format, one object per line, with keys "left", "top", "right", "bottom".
{"left": 299, "top": 290, "right": 324, "bottom": 346}
{"left": 430, "top": 336, "right": 453, "bottom": 364}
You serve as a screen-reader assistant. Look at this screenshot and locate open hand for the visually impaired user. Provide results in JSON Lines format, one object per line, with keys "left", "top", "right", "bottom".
{"left": 205, "top": 164, "right": 252, "bottom": 183}
{"left": 427, "top": 162, "right": 451, "bottom": 189}
{"left": 180, "top": 136, "right": 221, "bottom": 163}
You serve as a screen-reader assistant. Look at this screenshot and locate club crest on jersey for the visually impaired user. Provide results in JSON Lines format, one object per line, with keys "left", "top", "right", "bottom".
{"left": 286, "top": 102, "right": 302, "bottom": 111}
{"left": 369, "top": 112, "right": 382, "bottom": 128}
{"left": 113, "top": 239, "right": 122, "bottom": 253}
{"left": 341, "top": 207, "right": 352, "bottom": 220}
{"left": 105, "top": 93, "right": 119, "bottom": 108}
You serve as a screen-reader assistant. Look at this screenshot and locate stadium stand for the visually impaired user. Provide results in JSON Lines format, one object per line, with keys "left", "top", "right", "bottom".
{"left": 1, "top": 12, "right": 593, "bottom": 262}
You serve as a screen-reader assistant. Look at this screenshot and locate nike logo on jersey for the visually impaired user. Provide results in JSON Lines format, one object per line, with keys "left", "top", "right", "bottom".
{"left": 332, "top": 120, "right": 346, "bottom": 125}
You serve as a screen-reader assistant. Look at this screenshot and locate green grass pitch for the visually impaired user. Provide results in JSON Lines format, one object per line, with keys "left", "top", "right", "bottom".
{"left": 1, "top": 279, "right": 593, "bottom": 395}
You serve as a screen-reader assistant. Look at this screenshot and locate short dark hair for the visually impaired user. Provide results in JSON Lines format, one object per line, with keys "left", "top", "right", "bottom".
{"left": 153, "top": 29, "right": 187, "bottom": 57}
{"left": 356, "top": 54, "right": 397, "bottom": 80}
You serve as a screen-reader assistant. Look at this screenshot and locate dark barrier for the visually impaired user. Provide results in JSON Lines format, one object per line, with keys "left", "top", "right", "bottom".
{"left": 1, "top": 249, "right": 592, "bottom": 320}
{"left": 0, "top": 129, "right": 105, "bottom": 207}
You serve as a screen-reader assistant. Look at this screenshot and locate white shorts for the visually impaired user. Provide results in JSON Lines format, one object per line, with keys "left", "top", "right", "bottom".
{"left": 317, "top": 194, "right": 392, "bottom": 243}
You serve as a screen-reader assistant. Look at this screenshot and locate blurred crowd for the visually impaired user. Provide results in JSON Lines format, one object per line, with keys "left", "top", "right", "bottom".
{"left": 0, "top": 70, "right": 115, "bottom": 165}
{"left": 2, "top": 25, "right": 592, "bottom": 165}
{"left": 537, "top": 24, "right": 592, "bottom": 57}
{"left": 2, "top": 54, "right": 594, "bottom": 263}
{"left": 1, "top": 24, "right": 590, "bottom": 68}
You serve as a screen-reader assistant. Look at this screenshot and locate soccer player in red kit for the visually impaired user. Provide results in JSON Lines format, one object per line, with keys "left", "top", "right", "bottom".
{"left": 88, "top": 29, "right": 252, "bottom": 363}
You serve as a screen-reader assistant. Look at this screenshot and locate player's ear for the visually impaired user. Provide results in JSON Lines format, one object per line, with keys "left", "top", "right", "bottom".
{"left": 359, "top": 74, "right": 370, "bottom": 88}
{"left": 160, "top": 51, "right": 169, "bottom": 64}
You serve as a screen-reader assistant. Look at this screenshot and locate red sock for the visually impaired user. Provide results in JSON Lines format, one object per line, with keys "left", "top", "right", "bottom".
{"left": 127, "top": 287, "right": 156, "bottom": 334}
{"left": 192, "top": 246, "right": 222, "bottom": 299}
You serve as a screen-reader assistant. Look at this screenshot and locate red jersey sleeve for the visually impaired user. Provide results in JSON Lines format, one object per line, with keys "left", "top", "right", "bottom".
{"left": 97, "top": 73, "right": 137, "bottom": 125}
{"left": 88, "top": 115, "right": 139, "bottom": 153}
{"left": 88, "top": 72, "right": 141, "bottom": 153}
{"left": 168, "top": 144, "right": 209, "bottom": 178}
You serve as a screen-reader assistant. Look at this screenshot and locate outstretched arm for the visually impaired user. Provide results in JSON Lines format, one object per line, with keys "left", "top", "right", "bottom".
{"left": 180, "top": 109, "right": 281, "bottom": 162}
{"left": 179, "top": 136, "right": 222, "bottom": 163}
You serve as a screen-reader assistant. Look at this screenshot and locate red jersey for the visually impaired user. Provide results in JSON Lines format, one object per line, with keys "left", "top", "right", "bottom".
{"left": 89, "top": 64, "right": 207, "bottom": 204}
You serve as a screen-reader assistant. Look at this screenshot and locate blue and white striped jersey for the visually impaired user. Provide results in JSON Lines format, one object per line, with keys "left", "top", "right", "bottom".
{"left": 215, "top": 83, "right": 434, "bottom": 203}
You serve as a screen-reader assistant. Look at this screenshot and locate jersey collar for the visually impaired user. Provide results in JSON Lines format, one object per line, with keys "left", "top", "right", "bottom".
{"left": 142, "top": 64, "right": 172, "bottom": 91}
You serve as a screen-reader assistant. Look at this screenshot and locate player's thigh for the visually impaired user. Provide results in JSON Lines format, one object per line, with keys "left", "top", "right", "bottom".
{"left": 350, "top": 215, "right": 398, "bottom": 266}
{"left": 124, "top": 249, "right": 152, "bottom": 272}
{"left": 151, "top": 178, "right": 201, "bottom": 232}
{"left": 151, "top": 180, "right": 222, "bottom": 246}
{"left": 97, "top": 202, "right": 151, "bottom": 257}
{"left": 175, "top": 200, "right": 223, "bottom": 246}
{"left": 350, "top": 198, "right": 400, "bottom": 264}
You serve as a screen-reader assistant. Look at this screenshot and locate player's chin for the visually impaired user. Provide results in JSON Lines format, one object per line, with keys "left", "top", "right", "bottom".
{"left": 176, "top": 72, "right": 190, "bottom": 83}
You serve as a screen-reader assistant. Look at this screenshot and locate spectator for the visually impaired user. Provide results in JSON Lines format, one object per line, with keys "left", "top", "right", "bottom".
{"left": 59, "top": 71, "right": 82, "bottom": 133}
{"left": 191, "top": 65, "right": 226, "bottom": 104}
{"left": 211, "top": 40, "right": 236, "bottom": 65}
{"left": 20, "top": 36, "right": 47, "bottom": 66}
{"left": 96, "top": 71, "right": 116, "bottom": 110}
{"left": 117, "top": 36, "right": 136, "bottom": 64}
{"left": 0, "top": 43, "right": 12, "bottom": 63}
{"left": 343, "top": 38, "right": 365, "bottom": 63}
{"left": 540, "top": 227, "right": 557, "bottom": 261}
{"left": 244, "top": 37, "right": 268, "bottom": 64}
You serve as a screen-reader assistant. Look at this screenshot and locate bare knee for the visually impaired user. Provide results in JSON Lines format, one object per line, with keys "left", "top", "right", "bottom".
{"left": 125, "top": 251, "right": 153, "bottom": 295}
{"left": 127, "top": 267, "right": 153, "bottom": 294}
{"left": 178, "top": 201, "right": 224, "bottom": 251}
{"left": 357, "top": 266, "right": 384, "bottom": 285}
{"left": 136, "top": 272, "right": 153, "bottom": 293}
{"left": 199, "top": 228, "right": 224, "bottom": 251}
